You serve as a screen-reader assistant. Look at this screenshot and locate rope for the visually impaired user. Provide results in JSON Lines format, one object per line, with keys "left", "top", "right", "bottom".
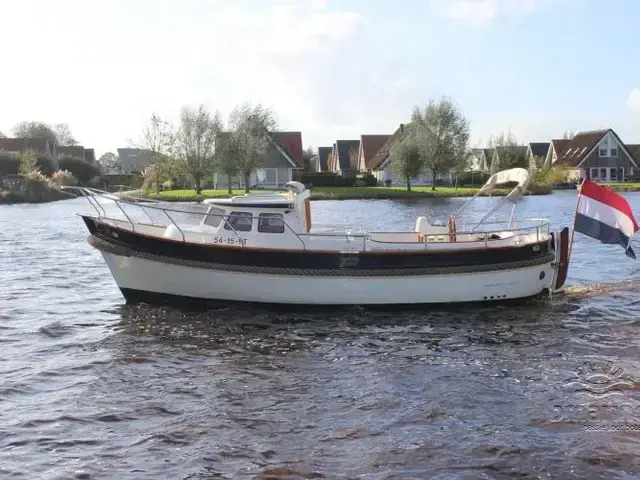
{"left": 88, "top": 234, "right": 555, "bottom": 277}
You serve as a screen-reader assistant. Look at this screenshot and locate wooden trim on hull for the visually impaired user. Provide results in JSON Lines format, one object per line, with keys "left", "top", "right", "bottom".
{"left": 88, "top": 234, "right": 556, "bottom": 277}
{"left": 82, "top": 216, "right": 554, "bottom": 273}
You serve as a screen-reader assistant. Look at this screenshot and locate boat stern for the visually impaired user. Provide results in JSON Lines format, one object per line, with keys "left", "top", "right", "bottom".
{"left": 551, "top": 226, "right": 570, "bottom": 293}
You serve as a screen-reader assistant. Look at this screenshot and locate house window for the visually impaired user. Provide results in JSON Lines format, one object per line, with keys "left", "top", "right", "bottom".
{"left": 610, "top": 147, "right": 618, "bottom": 157}
{"left": 599, "top": 147, "right": 608, "bottom": 157}
{"left": 258, "top": 213, "right": 285, "bottom": 233}
{"left": 599, "top": 168, "right": 607, "bottom": 180}
{"left": 610, "top": 167, "right": 618, "bottom": 181}
{"left": 590, "top": 167, "right": 600, "bottom": 180}
{"left": 224, "top": 211, "right": 253, "bottom": 232}
{"left": 204, "top": 207, "right": 225, "bottom": 228}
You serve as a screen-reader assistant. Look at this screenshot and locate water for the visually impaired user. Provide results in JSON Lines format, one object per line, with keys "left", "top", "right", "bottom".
{"left": 1, "top": 191, "right": 640, "bottom": 479}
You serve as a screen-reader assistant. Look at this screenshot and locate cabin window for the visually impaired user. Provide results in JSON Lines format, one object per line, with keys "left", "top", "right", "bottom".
{"left": 203, "top": 207, "right": 225, "bottom": 228}
{"left": 224, "top": 211, "right": 253, "bottom": 232}
{"left": 258, "top": 213, "right": 285, "bottom": 234}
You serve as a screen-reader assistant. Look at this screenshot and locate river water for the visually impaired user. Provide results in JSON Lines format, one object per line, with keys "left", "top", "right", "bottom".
{"left": 1, "top": 191, "right": 640, "bottom": 479}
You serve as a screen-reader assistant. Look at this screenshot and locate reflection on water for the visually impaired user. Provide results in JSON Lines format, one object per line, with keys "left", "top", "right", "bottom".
{"left": 1, "top": 193, "right": 640, "bottom": 479}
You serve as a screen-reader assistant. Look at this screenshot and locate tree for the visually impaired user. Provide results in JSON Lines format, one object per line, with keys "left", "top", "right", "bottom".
{"left": 408, "top": 97, "right": 471, "bottom": 190}
{"left": 488, "top": 130, "right": 526, "bottom": 171}
{"left": 562, "top": 130, "right": 575, "bottom": 140}
{"left": 11, "top": 121, "right": 79, "bottom": 146}
{"left": 389, "top": 134, "right": 423, "bottom": 191}
{"left": 215, "top": 132, "right": 243, "bottom": 194}
{"left": 176, "top": 105, "right": 221, "bottom": 194}
{"left": 12, "top": 121, "right": 58, "bottom": 145}
{"left": 0, "top": 131, "right": 6, "bottom": 138}
{"left": 19, "top": 149, "right": 39, "bottom": 175}
{"left": 98, "top": 152, "right": 121, "bottom": 174}
{"left": 53, "top": 123, "right": 78, "bottom": 146}
{"left": 348, "top": 146, "right": 359, "bottom": 172}
{"left": 302, "top": 146, "right": 316, "bottom": 172}
{"left": 131, "top": 112, "right": 182, "bottom": 190}
{"left": 227, "top": 103, "right": 278, "bottom": 193}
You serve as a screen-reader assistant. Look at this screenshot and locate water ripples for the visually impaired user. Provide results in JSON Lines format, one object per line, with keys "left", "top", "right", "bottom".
{"left": 2, "top": 195, "right": 640, "bottom": 478}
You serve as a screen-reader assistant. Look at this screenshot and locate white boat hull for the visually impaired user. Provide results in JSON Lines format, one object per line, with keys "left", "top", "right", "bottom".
{"left": 101, "top": 251, "right": 556, "bottom": 305}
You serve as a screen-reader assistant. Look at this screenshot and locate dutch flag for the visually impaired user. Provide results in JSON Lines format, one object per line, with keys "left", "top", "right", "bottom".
{"left": 574, "top": 179, "right": 639, "bottom": 259}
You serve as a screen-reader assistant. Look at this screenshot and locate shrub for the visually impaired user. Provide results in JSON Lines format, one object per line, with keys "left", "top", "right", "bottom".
{"left": 58, "top": 155, "right": 101, "bottom": 183}
{"left": 299, "top": 172, "right": 355, "bottom": 187}
{"left": 385, "top": 179, "right": 392, "bottom": 187}
{"left": 50, "top": 169, "right": 78, "bottom": 187}
{"left": 360, "top": 173, "right": 377, "bottom": 186}
{"left": 355, "top": 178, "right": 366, "bottom": 187}
{"left": 456, "top": 171, "right": 491, "bottom": 186}
{"left": 19, "top": 149, "right": 39, "bottom": 175}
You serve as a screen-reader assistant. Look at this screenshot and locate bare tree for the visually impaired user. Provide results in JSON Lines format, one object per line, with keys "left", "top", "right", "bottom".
{"left": 52, "top": 123, "right": 78, "bottom": 146}
{"left": 487, "top": 130, "right": 526, "bottom": 172}
{"left": 302, "top": 146, "right": 316, "bottom": 172}
{"left": 409, "top": 97, "right": 471, "bottom": 190}
{"left": 348, "top": 147, "right": 359, "bottom": 172}
{"left": 227, "top": 103, "right": 278, "bottom": 193}
{"left": 176, "top": 105, "right": 222, "bottom": 194}
{"left": 130, "top": 113, "right": 175, "bottom": 155}
{"left": 389, "top": 133, "right": 423, "bottom": 191}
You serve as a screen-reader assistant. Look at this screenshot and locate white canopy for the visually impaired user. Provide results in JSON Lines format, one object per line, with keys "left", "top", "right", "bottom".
{"left": 478, "top": 167, "right": 532, "bottom": 204}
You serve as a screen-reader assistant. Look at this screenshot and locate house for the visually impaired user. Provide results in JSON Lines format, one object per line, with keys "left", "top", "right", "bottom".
{"left": 0, "top": 137, "right": 58, "bottom": 169}
{"left": 117, "top": 148, "right": 160, "bottom": 173}
{"left": 357, "top": 135, "right": 391, "bottom": 172}
{"left": 526, "top": 142, "right": 550, "bottom": 171}
{"left": 552, "top": 129, "right": 638, "bottom": 182}
{"left": 331, "top": 139, "right": 361, "bottom": 175}
{"left": 490, "top": 146, "right": 528, "bottom": 172}
{"left": 543, "top": 139, "right": 570, "bottom": 169}
{"left": 84, "top": 148, "right": 96, "bottom": 165}
{"left": 468, "top": 148, "right": 490, "bottom": 172}
{"left": 57, "top": 145, "right": 86, "bottom": 160}
{"left": 317, "top": 146, "right": 332, "bottom": 172}
{"left": 368, "top": 124, "right": 454, "bottom": 186}
{"left": 213, "top": 131, "right": 304, "bottom": 189}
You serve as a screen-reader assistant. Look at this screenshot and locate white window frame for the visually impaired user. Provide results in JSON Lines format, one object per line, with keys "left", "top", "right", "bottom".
{"left": 598, "top": 147, "right": 608, "bottom": 158}
{"left": 610, "top": 147, "right": 618, "bottom": 157}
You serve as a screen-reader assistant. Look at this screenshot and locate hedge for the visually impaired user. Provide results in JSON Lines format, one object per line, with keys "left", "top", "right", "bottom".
{"left": 0, "top": 151, "right": 56, "bottom": 176}
{"left": 57, "top": 155, "right": 101, "bottom": 183}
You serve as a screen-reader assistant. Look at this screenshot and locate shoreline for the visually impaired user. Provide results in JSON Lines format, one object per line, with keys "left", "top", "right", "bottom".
{"left": 135, "top": 185, "right": 554, "bottom": 202}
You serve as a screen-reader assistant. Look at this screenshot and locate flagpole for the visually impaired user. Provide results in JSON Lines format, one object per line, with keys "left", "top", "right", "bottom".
{"left": 567, "top": 177, "right": 585, "bottom": 264}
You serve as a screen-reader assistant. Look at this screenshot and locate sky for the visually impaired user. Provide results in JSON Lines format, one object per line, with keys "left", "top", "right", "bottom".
{"left": 1, "top": 0, "right": 640, "bottom": 159}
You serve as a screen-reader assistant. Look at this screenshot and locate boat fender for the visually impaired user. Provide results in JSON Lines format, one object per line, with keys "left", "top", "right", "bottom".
{"left": 448, "top": 216, "right": 457, "bottom": 243}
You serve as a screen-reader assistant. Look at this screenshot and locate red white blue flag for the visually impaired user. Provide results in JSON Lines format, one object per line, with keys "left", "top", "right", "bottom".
{"left": 575, "top": 179, "right": 639, "bottom": 259}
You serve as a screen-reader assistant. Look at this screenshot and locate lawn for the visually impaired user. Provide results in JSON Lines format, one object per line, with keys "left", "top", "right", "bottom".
{"left": 138, "top": 185, "right": 552, "bottom": 202}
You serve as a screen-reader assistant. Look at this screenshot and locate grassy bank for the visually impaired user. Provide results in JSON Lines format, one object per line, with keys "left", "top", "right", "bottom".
{"left": 136, "top": 185, "right": 553, "bottom": 202}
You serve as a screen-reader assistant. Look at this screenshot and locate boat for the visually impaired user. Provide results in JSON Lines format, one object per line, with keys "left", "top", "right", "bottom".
{"left": 66, "top": 168, "right": 570, "bottom": 307}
